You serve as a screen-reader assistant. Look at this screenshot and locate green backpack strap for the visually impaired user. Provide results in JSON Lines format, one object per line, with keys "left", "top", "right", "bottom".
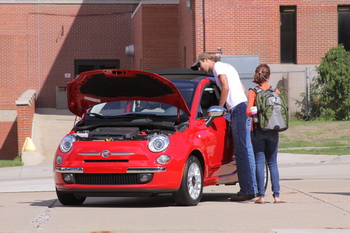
{"left": 249, "top": 86, "right": 263, "bottom": 93}
{"left": 249, "top": 86, "right": 263, "bottom": 114}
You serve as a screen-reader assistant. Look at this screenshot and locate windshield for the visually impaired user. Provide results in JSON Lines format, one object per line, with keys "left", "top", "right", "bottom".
{"left": 86, "top": 80, "right": 197, "bottom": 119}
{"left": 88, "top": 100, "right": 182, "bottom": 118}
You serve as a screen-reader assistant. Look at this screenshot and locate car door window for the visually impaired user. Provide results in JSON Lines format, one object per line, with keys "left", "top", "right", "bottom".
{"left": 198, "top": 85, "right": 220, "bottom": 118}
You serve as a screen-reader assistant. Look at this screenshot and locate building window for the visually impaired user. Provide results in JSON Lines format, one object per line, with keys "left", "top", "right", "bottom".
{"left": 338, "top": 6, "right": 350, "bottom": 51}
{"left": 74, "top": 60, "right": 120, "bottom": 76}
{"left": 280, "top": 6, "right": 296, "bottom": 64}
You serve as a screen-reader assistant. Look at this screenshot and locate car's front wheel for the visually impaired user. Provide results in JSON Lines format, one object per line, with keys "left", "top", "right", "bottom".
{"left": 173, "top": 156, "right": 203, "bottom": 206}
{"left": 56, "top": 188, "right": 86, "bottom": 206}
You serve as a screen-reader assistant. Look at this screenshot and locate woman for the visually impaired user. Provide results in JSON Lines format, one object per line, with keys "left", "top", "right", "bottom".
{"left": 246, "top": 64, "right": 285, "bottom": 204}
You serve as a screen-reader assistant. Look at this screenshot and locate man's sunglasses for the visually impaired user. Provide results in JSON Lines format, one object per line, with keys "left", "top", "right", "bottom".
{"left": 191, "top": 62, "right": 200, "bottom": 71}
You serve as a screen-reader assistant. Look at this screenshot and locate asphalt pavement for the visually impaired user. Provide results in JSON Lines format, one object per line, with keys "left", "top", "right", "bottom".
{"left": 1, "top": 108, "right": 350, "bottom": 233}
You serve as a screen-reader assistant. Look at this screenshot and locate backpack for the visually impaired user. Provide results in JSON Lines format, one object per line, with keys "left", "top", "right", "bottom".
{"left": 251, "top": 86, "right": 289, "bottom": 132}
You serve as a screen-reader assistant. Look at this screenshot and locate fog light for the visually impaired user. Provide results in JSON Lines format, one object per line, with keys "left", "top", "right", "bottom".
{"left": 157, "top": 155, "right": 171, "bottom": 164}
{"left": 139, "top": 174, "right": 153, "bottom": 184}
{"left": 63, "top": 174, "right": 75, "bottom": 184}
{"left": 56, "top": 155, "right": 63, "bottom": 165}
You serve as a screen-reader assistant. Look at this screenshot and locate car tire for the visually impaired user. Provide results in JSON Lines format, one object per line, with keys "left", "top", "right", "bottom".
{"left": 56, "top": 188, "right": 86, "bottom": 206}
{"left": 173, "top": 156, "right": 203, "bottom": 206}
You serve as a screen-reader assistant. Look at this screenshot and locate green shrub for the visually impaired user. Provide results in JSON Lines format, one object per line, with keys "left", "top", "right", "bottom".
{"left": 313, "top": 44, "right": 350, "bottom": 120}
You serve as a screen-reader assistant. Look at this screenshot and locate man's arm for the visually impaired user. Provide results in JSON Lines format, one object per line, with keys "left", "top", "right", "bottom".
{"left": 218, "top": 74, "right": 229, "bottom": 108}
{"left": 241, "top": 80, "right": 247, "bottom": 94}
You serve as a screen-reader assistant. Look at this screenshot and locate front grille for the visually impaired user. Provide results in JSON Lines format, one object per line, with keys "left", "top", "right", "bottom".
{"left": 84, "top": 160, "right": 129, "bottom": 163}
{"left": 74, "top": 173, "right": 152, "bottom": 185}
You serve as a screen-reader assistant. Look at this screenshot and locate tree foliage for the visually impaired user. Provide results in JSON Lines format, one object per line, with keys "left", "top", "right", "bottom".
{"left": 313, "top": 45, "right": 350, "bottom": 120}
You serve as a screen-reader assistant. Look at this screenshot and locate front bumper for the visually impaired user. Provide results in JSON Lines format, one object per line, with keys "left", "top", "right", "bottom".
{"left": 54, "top": 139, "right": 187, "bottom": 192}
{"left": 55, "top": 167, "right": 167, "bottom": 174}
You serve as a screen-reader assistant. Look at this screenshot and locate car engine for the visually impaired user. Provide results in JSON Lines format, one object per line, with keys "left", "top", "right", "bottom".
{"left": 74, "top": 127, "right": 174, "bottom": 141}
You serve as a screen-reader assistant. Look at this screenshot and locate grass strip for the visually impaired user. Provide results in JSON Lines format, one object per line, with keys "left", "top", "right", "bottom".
{"left": 0, "top": 157, "right": 23, "bottom": 168}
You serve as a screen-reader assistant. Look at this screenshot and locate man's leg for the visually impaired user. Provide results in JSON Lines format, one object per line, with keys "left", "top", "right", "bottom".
{"left": 230, "top": 102, "right": 257, "bottom": 201}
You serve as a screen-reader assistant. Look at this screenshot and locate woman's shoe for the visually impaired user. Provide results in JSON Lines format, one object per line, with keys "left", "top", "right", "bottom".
{"left": 255, "top": 197, "right": 265, "bottom": 204}
{"left": 273, "top": 198, "right": 285, "bottom": 204}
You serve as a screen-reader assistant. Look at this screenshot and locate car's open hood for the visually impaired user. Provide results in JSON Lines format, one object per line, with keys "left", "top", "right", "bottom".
{"left": 67, "top": 69, "right": 191, "bottom": 117}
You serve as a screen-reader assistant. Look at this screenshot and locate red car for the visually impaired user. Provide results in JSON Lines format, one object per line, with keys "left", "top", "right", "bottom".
{"left": 54, "top": 69, "right": 238, "bottom": 206}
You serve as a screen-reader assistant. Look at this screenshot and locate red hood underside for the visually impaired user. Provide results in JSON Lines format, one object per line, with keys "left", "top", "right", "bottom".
{"left": 67, "top": 69, "right": 191, "bottom": 117}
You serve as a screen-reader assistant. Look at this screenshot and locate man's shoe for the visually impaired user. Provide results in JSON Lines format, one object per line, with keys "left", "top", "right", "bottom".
{"left": 230, "top": 193, "right": 256, "bottom": 202}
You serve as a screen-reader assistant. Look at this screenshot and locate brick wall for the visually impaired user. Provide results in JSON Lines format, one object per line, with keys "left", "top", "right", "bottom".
{"left": 132, "top": 4, "right": 180, "bottom": 70}
{"left": 192, "top": 0, "right": 349, "bottom": 66}
{"left": 132, "top": 4, "right": 143, "bottom": 70}
{"left": 178, "top": 0, "right": 196, "bottom": 68}
{"left": 16, "top": 90, "right": 37, "bottom": 156}
{"left": 0, "top": 90, "right": 36, "bottom": 160}
{"left": 0, "top": 4, "right": 136, "bottom": 110}
{"left": 0, "top": 121, "right": 18, "bottom": 160}
{"left": 2, "top": 1, "right": 348, "bottom": 111}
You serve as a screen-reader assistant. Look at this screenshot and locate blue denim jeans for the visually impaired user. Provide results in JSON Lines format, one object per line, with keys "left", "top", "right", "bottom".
{"left": 230, "top": 102, "right": 257, "bottom": 194}
{"left": 251, "top": 130, "right": 280, "bottom": 198}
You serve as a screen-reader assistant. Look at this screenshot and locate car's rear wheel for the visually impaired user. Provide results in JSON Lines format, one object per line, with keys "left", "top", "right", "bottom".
{"left": 56, "top": 188, "right": 86, "bottom": 206}
{"left": 173, "top": 156, "right": 203, "bottom": 206}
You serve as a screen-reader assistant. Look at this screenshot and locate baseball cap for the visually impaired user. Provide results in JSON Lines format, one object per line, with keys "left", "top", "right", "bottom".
{"left": 191, "top": 53, "right": 213, "bottom": 70}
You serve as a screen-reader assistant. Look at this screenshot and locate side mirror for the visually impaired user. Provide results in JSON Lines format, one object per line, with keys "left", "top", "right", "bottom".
{"left": 205, "top": 106, "right": 228, "bottom": 127}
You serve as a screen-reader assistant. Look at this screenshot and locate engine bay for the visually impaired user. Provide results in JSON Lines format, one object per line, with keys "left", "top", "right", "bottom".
{"left": 74, "top": 127, "right": 174, "bottom": 141}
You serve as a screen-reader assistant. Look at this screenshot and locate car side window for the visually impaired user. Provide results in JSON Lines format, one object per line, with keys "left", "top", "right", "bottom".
{"left": 197, "top": 85, "right": 220, "bottom": 118}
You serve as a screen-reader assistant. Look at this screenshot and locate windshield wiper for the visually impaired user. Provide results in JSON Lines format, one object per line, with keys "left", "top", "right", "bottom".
{"left": 120, "top": 113, "right": 160, "bottom": 117}
{"left": 87, "top": 112, "right": 105, "bottom": 119}
{"left": 91, "top": 113, "right": 160, "bottom": 119}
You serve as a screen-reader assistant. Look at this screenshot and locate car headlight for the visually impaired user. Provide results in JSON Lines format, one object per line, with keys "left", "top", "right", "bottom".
{"left": 148, "top": 135, "right": 170, "bottom": 152}
{"left": 59, "top": 135, "right": 76, "bottom": 153}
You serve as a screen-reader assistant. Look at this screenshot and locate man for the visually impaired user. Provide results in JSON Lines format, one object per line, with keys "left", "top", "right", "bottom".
{"left": 191, "top": 53, "right": 257, "bottom": 201}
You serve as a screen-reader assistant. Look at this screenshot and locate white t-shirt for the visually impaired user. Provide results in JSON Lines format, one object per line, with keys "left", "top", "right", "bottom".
{"left": 213, "top": 62, "right": 247, "bottom": 110}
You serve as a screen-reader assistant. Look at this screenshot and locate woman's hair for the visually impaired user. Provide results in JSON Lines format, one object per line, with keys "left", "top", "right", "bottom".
{"left": 253, "top": 64, "right": 271, "bottom": 84}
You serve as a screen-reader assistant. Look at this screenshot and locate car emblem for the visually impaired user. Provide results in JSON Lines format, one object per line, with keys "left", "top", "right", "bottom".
{"left": 101, "top": 150, "right": 111, "bottom": 158}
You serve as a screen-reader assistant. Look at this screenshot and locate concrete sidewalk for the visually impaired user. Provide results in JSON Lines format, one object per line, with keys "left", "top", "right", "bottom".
{"left": 0, "top": 162, "right": 54, "bottom": 193}
{"left": 1, "top": 154, "right": 350, "bottom": 233}
{"left": 23, "top": 108, "right": 76, "bottom": 166}
{"left": 0, "top": 108, "right": 75, "bottom": 193}
{"left": 1, "top": 152, "right": 350, "bottom": 193}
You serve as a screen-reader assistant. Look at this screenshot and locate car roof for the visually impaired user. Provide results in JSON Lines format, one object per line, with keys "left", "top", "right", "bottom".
{"left": 148, "top": 68, "right": 213, "bottom": 80}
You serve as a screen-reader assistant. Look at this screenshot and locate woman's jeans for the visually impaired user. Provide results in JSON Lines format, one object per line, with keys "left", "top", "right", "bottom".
{"left": 251, "top": 130, "right": 280, "bottom": 198}
{"left": 231, "top": 102, "right": 257, "bottom": 195}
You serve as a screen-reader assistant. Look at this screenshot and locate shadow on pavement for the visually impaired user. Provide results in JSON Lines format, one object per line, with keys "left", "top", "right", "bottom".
{"left": 311, "top": 192, "right": 350, "bottom": 196}
{"left": 30, "top": 192, "right": 234, "bottom": 208}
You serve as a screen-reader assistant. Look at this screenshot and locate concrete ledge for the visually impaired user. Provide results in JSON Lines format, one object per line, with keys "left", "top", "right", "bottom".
{"left": 15, "top": 89, "right": 36, "bottom": 106}
{"left": 0, "top": 110, "right": 17, "bottom": 122}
